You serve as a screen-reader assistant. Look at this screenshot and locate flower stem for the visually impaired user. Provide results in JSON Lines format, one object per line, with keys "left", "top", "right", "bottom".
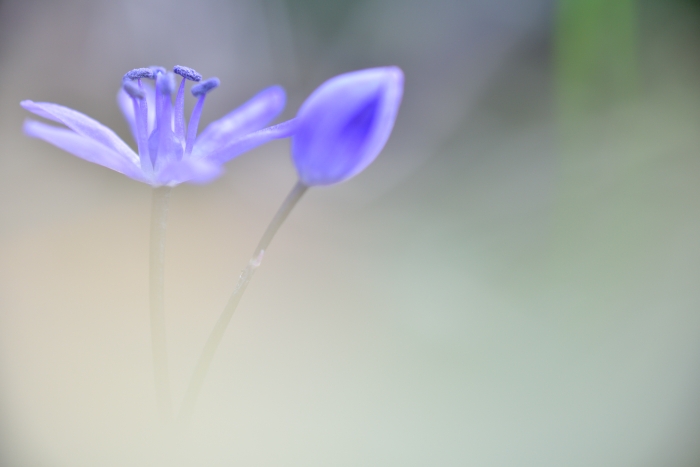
{"left": 150, "top": 186, "right": 173, "bottom": 422}
{"left": 177, "top": 180, "right": 308, "bottom": 424}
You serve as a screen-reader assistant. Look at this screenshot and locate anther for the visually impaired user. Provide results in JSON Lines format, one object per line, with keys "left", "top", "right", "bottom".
{"left": 156, "top": 72, "right": 176, "bottom": 95}
{"left": 173, "top": 65, "right": 202, "bottom": 82}
{"left": 123, "top": 81, "right": 145, "bottom": 99}
{"left": 123, "top": 68, "right": 156, "bottom": 81}
{"left": 191, "top": 78, "right": 220, "bottom": 97}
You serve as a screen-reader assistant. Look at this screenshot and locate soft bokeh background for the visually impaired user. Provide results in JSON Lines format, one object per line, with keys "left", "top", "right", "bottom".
{"left": 1, "top": 0, "right": 700, "bottom": 465}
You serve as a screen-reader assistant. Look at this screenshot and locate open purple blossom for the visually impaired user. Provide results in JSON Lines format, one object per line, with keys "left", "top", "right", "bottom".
{"left": 21, "top": 65, "right": 293, "bottom": 186}
{"left": 290, "top": 66, "right": 404, "bottom": 186}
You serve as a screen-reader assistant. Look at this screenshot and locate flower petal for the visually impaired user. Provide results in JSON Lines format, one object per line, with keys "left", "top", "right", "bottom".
{"left": 291, "top": 67, "right": 404, "bottom": 186}
{"left": 117, "top": 89, "right": 139, "bottom": 143}
{"left": 21, "top": 100, "right": 140, "bottom": 166}
{"left": 24, "top": 120, "right": 147, "bottom": 182}
{"left": 204, "top": 119, "right": 297, "bottom": 165}
{"left": 156, "top": 158, "right": 223, "bottom": 186}
{"left": 192, "top": 85, "right": 286, "bottom": 157}
{"left": 117, "top": 83, "right": 157, "bottom": 142}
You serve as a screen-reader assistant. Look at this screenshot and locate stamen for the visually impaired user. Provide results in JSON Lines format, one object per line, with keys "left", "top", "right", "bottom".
{"left": 123, "top": 68, "right": 156, "bottom": 81}
{"left": 173, "top": 65, "right": 202, "bottom": 82}
{"left": 191, "top": 78, "right": 220, "bottom": 97}
{"left": 174, "top": 78, "right": 187, "bottom": 142}
{"left": 185, "top": 78, "right": 220, "bottom": 155}
{"left": 123, "top": 81, "right": 151, "bottom": 173}
{"left": 123, "top": 81, "right": 145, "bottom": 99}
{"left": 173, "top": 67, "right": 203, "bottom": 141}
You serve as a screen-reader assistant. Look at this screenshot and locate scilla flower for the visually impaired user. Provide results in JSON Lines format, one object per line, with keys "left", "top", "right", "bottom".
{"left": 21, "top": 65, "right": 291, "bottom": 186}
{"left": 21, "top": 65, "right": 295, "bottom": 423}
{"left": 290, "top": 66, "right": 404, "bottom": 186}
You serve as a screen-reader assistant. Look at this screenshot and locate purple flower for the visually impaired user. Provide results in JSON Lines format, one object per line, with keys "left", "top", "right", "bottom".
{"left": 21, "top": 66, "right": 293, "bottom": 186}
{"left": 290, "top": 67, "right": 404, "bottom": 186}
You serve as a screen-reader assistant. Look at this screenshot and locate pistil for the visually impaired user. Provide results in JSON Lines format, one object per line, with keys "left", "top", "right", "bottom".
{"left": 153, "top": 72, "right": 180, "bottom": 169}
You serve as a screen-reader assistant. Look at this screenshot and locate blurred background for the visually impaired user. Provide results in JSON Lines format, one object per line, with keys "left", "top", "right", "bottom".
{"left": 1, "top": 0, "right": 700, "bottom": 465}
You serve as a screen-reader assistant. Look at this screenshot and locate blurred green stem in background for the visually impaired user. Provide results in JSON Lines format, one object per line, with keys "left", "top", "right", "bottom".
{"left": 549, "top": 0, "right": 641, "bottom": 314}
{"left": 555, "top": 0, "right": 638, "bottom": 128}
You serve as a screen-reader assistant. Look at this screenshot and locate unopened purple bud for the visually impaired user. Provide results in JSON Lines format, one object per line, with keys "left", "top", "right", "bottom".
{"left": 191, "top": 78, "right": 220, "bottom": 97}
{"left": 290, "top": 67, "right": 404, "bottom": 186}
{"left": 123, "top": 81, "right": 145, "bottom": 99}
{"left": 173, "top": 65, "right": 202, "bottom": 82}
{"left": 123, "top": 68, "right": 156, "bottom": 81}
{"left": 150, "top": 66, "right": 167, "bottom": 75}
{"left": 156, "top": 72, "right": 176, "bottom": 95}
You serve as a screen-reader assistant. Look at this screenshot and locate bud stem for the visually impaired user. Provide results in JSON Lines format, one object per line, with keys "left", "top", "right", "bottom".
{"left": 177, "top": 180, "right": 308, "bottom": 425}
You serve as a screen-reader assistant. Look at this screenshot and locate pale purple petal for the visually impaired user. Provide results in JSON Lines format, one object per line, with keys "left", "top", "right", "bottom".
{"left": 192, "top": 86, "right": 286, "bottom": 158}
{"left": 24, "top": 120, "right": 147, "bottom": 182}
{"left": 156, "top": 158, "right": 223, "bottom": 186}
{"left": 204, "top": 119, "right": 297, "bottom": 164}
{"left": 21, "top": 100, "right": 140, "bottom": 166}
{"left": 117, "top": 88, "right": 139, "bottom": 143}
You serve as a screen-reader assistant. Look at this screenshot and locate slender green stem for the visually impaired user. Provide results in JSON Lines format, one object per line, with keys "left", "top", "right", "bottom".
{"left": 177, "top": 180, "right": 308, "bottom": 424}
{"left": 150, "top": 186, "right": 173, "bottom": 422}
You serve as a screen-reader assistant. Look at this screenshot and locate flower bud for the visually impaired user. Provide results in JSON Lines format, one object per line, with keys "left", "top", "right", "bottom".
{"left": 291, "top": 67, "right": 404, "bottom": 186}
